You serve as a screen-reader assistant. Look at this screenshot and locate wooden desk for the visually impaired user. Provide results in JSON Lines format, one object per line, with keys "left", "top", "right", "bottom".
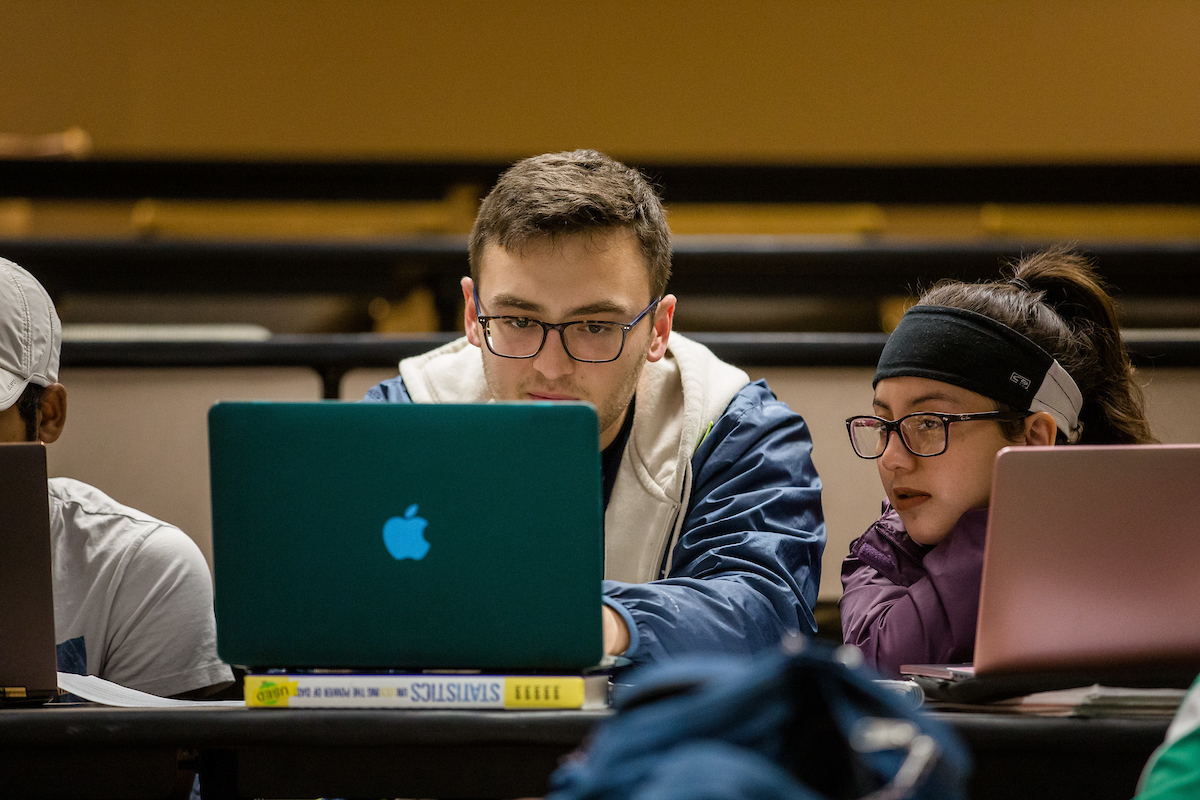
{"left": 0, "top": 705, "right": 601, "bottom": 799}
{"left": 946, "top": 712, "right": 1167, "bottom": 800}
{"left": 0, "top": 705, "right": 1170, "bottom": 800}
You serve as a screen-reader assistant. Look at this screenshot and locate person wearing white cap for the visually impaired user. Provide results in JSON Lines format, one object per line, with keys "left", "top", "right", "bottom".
{"left": 839, "top": 246, "right": 1156, "bottom": 678}
{"left": 0, "top": 257, "right": 232, "bottom": 698}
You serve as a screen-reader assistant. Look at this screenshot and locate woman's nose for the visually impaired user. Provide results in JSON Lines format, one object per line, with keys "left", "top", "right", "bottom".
{"left": 878, "top": 429, "right": 915, "bottom": 471}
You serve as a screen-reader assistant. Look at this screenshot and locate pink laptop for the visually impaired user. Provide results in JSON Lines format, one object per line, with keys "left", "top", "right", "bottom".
{"left": 904, "top": 444, "right": 1200, "bottom": 701}
{"left": 975, "top": 443, "right": 1200, "bottom": 674}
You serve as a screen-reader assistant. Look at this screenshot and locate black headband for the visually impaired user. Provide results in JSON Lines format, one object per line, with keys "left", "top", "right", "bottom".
{"left": 874, "top": 305, "right": 1083, "bottom": 438}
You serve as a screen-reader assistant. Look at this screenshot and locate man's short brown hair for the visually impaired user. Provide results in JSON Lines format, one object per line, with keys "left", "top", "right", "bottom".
{"left": 468, "top": 150, "right": 671, "bottom": 300}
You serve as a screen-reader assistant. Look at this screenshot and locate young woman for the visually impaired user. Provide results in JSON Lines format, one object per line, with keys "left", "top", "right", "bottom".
{"left": 839, "top": 246, "right": 1156, "bottom": 677}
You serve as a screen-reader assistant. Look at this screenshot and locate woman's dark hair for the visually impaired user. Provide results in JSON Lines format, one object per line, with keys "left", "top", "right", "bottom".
{"left": 15, "top": 383, "right": 45, "bottom": 442}
{"left": 918, "top": 245, "right": 1156, "bottom": 445}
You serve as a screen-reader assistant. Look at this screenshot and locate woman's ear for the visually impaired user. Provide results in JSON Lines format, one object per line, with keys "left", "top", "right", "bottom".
{"left": 1023, "top": 412, "right": 1058, "bottom": 446}
{"left": 37, "top": 384, "right": 67, "bottom": 444}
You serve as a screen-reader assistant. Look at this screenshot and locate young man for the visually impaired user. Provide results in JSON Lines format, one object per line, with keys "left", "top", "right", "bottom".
{"left": 0, "top": 257, "right": 232, "bottom": 697}
{"left": 364, "top": 150, "right": 825, "bottom": 667}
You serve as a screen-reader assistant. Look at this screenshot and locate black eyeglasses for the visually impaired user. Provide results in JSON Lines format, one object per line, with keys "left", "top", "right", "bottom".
{"left": 845, "top": 411, "right": 1033, "bottom": 459}
{"left": 473, "top": 288, "right": 660, "bottom": 363}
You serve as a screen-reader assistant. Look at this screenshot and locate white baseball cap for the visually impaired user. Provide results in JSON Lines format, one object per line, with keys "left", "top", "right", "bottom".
{"left": 0, "top": 258, "right": 61, "bottom": 412}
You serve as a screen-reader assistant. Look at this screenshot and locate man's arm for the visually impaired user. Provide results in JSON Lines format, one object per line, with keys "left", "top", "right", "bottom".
{"left": 603, "top": 381, "right": 825, "bottom": 667}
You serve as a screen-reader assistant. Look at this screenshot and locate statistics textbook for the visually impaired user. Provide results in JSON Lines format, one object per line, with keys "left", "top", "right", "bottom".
{"left": 244, "top": 673, "right": 609, "bottom": 710}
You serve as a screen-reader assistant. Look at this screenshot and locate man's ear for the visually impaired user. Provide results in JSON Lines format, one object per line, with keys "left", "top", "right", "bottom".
{"left": 37, "top": 384, "right": 67, "bottom": 444}
{"left": 1023, "top": 411, "right": 1058, "bottom": 446}
{"left": 645, "top": 294, "right": 676, "bottom": 363}
{"left": 462, "top": 276, "right": 481, "bottom": 348}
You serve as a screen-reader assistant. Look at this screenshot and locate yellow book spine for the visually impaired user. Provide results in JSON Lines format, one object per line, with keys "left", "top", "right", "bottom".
{"left": 503, "top": 677, "right": 585, "bottom": 709}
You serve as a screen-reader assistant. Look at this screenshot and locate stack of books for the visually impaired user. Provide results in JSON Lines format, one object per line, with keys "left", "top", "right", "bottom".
{"left": 926, "top": 684, "right": 1187, "bottom": 717}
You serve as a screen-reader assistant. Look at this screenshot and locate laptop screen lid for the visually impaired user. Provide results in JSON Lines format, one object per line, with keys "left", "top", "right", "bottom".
{"left": 209, "top": 401, "right": 604, "bottom": 672}
{"left": 974, "top": 444, "right": 1200, "bottom": 676}
{"left": 0, "top": 443, "right": 58, "bottom": 702}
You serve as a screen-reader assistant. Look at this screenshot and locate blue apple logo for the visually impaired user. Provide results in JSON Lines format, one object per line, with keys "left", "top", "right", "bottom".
{"left": 383, "top": 504, "right": 431, "bottom": 561}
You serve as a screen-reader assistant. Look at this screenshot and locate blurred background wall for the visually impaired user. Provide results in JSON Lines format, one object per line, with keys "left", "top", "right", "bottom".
{"left": 3, "top": 0, "right": 1198, "bottom": 162}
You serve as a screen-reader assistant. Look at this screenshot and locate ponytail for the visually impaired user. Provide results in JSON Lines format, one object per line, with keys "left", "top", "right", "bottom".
{"left": 918, "top": 245, "right": 1156, "bottom": 445}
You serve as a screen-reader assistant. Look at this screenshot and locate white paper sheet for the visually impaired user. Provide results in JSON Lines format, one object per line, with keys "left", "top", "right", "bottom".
{"left": 57, "top": 672, "right": 243, "bottom": 708}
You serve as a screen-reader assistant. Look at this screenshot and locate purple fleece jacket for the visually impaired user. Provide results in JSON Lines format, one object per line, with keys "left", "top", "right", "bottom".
{"left": 839, "top": 502, "right": 988, "bottom": 678}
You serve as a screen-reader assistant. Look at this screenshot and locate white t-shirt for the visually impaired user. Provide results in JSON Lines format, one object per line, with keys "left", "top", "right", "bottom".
{"left": 49, "top": 478, "right": 233, "bottom": 697}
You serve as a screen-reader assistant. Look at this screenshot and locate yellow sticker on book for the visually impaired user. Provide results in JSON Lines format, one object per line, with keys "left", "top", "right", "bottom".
{"left": 503, "top": 677, "right": 585, "bottom": 708}
{"left": 245, "top": 676, "right": 300, "bottom": 707}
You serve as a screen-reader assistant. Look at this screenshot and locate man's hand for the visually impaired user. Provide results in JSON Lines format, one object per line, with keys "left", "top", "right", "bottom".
{"left": 602, "top": 605, "right": 631, "bottom": 655}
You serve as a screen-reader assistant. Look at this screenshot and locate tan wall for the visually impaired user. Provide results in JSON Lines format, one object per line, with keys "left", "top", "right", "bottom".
{"left": 45, "top": 361, "right": 1200, "bottom": 596}
{"left": 3, "top": 1, "right": 1199, "bottom": 162}
{"left": 47, "top": 368, "right": 322, "bottom": 567}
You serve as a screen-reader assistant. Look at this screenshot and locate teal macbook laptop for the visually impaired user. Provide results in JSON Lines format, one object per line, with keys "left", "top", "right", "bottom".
{"left": 208, "top": 401, "right": 604, "bottom": 672}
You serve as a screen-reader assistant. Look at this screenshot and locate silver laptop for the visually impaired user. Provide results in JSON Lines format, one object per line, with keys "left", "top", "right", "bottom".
{"left": 0, "top": 443, "right": 58, "bottom": 703}
{"left": 905, "top": 444, "right": 1200, "bottom": 700}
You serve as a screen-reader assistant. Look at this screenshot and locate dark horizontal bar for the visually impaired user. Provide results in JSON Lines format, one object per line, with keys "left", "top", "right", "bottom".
{"left": 3, "top": 159, "right": 1199, "bottom": 203}
{"left": 0, "top": 236, "right": 469, "bottom": 295}
{"left": 650, "top": 163, "right": 1200, "bottom": 205}
{"left": 0, "top": 160, "right": 506, "bottom": 202}
{"left": 668, "top": 238, "right": 1200, "bottom": 297}
{"left": 57, "top": 331, "right": 1200, "bottom": 371}
{"left": 6, "top": 237, "right": 1198, "bottom": 299}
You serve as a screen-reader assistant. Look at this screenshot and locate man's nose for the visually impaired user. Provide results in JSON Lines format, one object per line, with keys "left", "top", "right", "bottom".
{"left": 533, "top": 329, "right": 575, "bottom": 380}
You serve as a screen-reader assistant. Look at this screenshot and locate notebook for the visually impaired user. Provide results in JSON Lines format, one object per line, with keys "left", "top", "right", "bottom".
{"left": 0, "top": 443, "right": 59, "bottom": 704}
{"left": 208, "top": 401, "right": 605, "bottom": 673}
{"left": 904, "top": 444, "right": 1200, "bottom": 702}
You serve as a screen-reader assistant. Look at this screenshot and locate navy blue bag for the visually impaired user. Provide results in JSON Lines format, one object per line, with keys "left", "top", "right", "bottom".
{"left": 548, "top": 636, "right": 969, "bottom": 800}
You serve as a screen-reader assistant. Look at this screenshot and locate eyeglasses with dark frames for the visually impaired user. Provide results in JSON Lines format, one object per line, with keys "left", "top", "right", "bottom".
{"left": 845, "top": 410, "right": 1033, "bottom": 459}
{"left": 473, "top": 288, "right": 661, "bottom": 363}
